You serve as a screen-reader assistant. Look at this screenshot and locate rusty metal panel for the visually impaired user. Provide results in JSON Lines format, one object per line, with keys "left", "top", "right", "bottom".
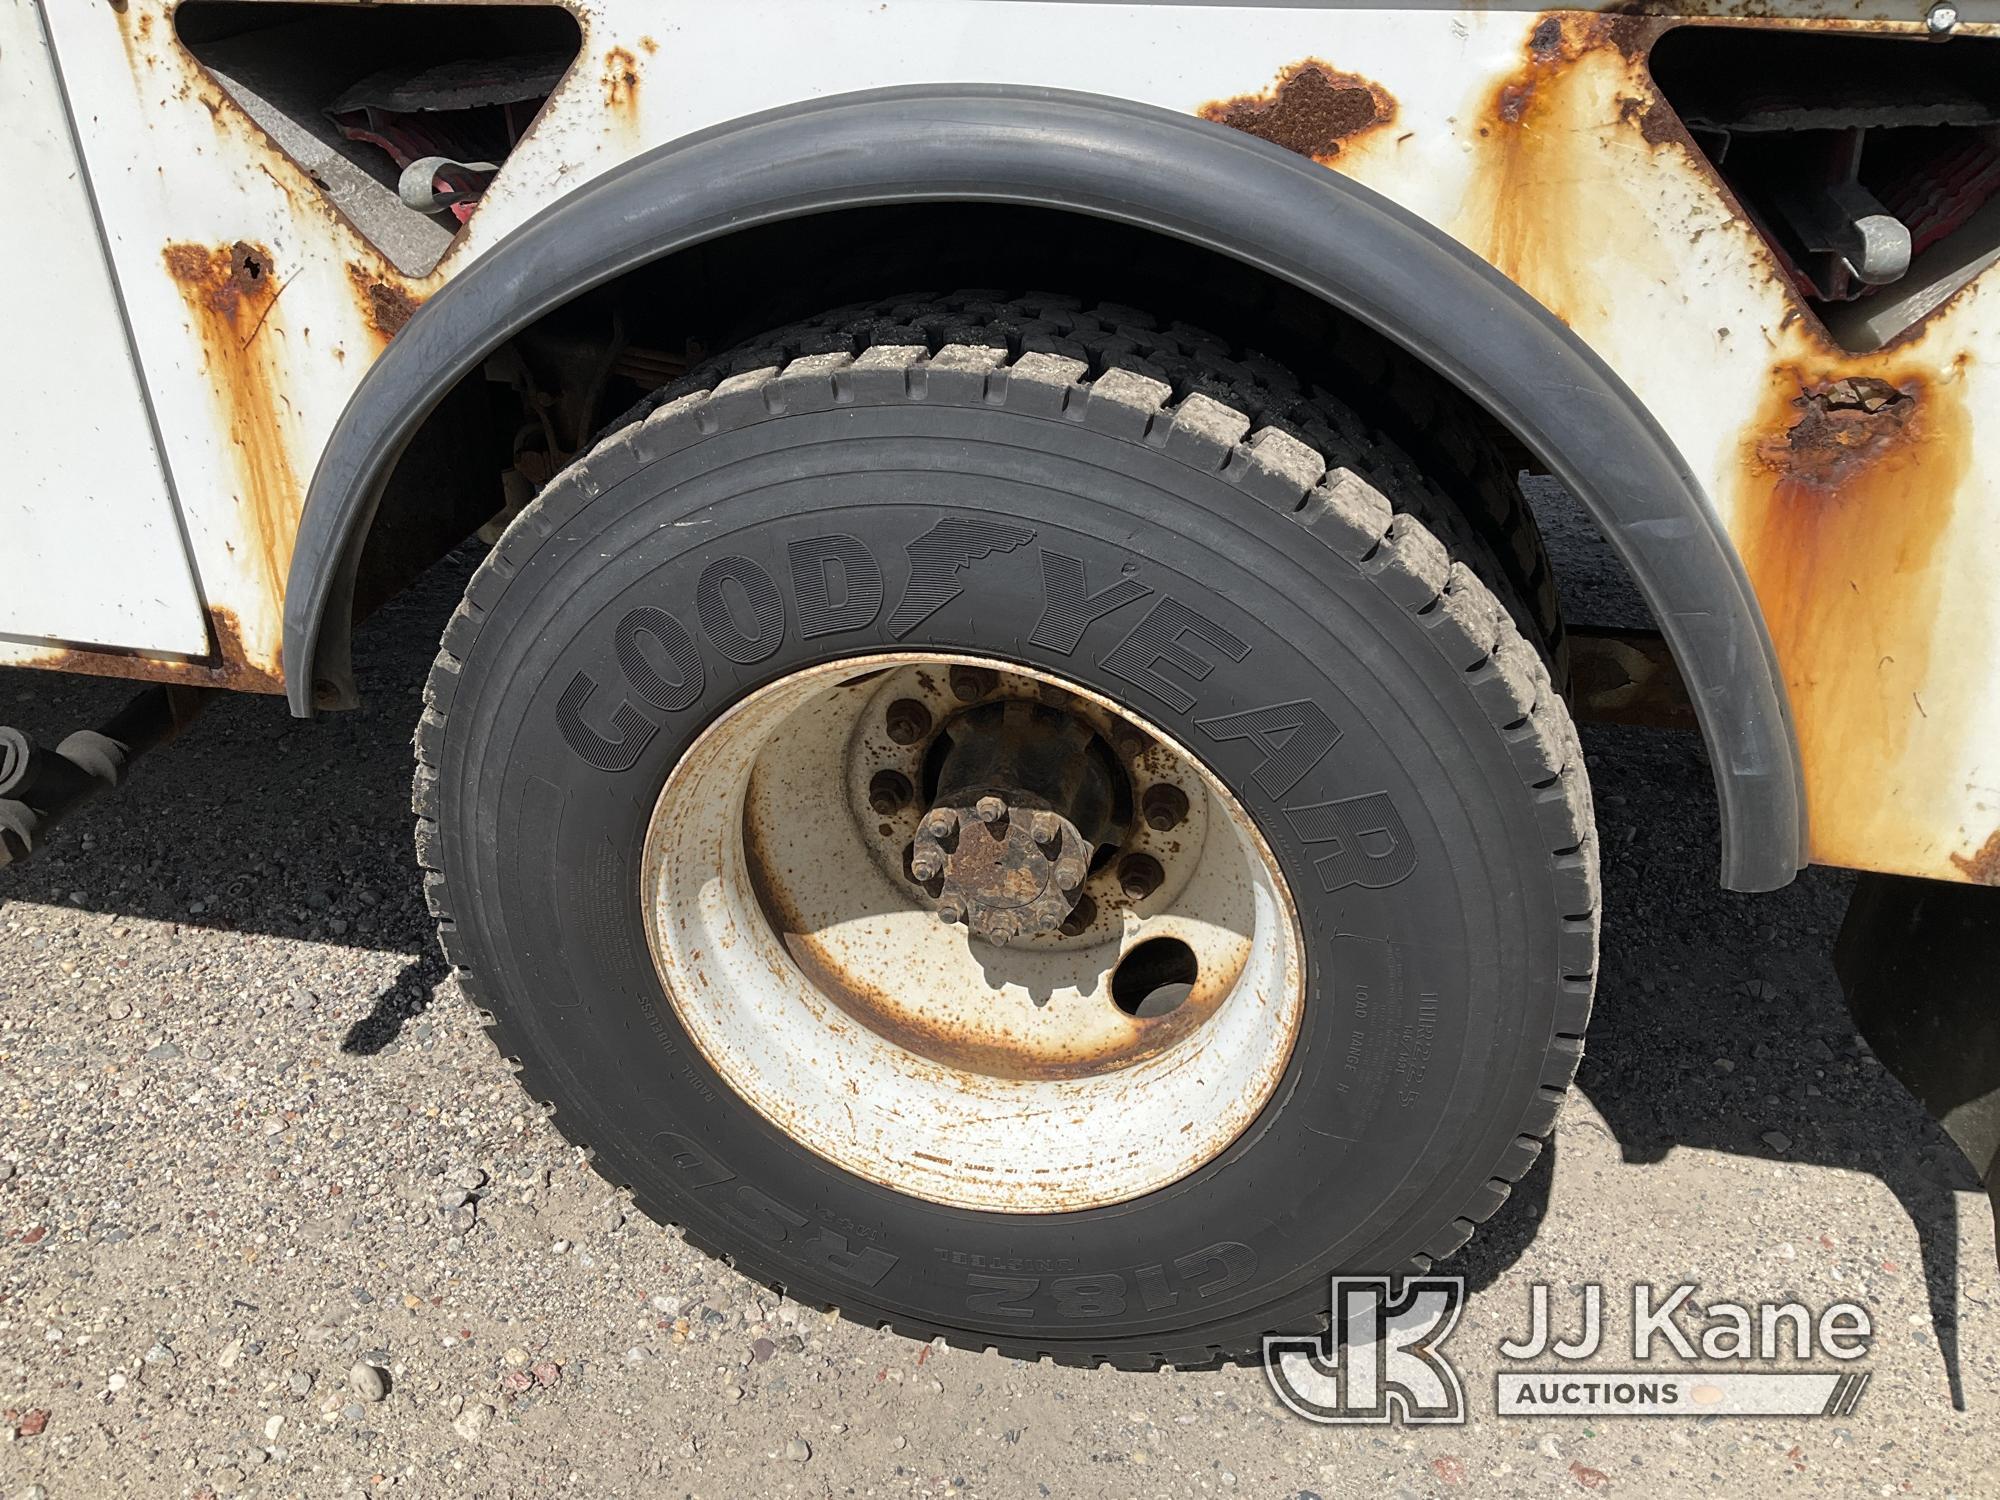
{"left": 14, "top": 0, "right": 1999, "bottom": 887}
{"left": 1339, "top": 11, "right": 2000, "bottom": 887}
{"left": 0, "top": 0, "right": 207, "bottom": 656}
{"left": 19, "top": 0, "right": 630, "bottom": 691}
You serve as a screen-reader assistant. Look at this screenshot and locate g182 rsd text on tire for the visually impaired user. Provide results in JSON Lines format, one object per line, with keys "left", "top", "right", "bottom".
{"left": 414, "top": 295, "right": 1598, "bottom": 1367}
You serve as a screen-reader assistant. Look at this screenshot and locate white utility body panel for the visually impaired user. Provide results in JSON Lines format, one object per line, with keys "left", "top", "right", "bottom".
{"left": 0, "top": 0, "right": 207, "bottom": 655}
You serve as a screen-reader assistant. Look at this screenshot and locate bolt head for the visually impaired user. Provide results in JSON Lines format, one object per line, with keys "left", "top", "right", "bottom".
{"left": 1141, "top": 783, "right": 1189, "bottom": 832}
{"left": 1054, "top": 856, "right": 1087, "bottom": 891}
{"left": 885, "top": 699, "right": 932, "bottom": 745}
{"left": 925, "top": 808, "right": 958, "bottom": 838}
{"left": 868, "top": 769, "right": 913, "bottom": 815}
{"left": 911, "top": 848, "right": 943, "bottom": 881}
{"left": 937, "top": 897, "right": 965, "bottom": 925}
{"left": 1117, "top": 853, "right": 1164, "bottom": 901}
{"left": 1059, "top": 893, "right": 1098, "bottom": 937}
{"left": 1927, "top": 0, "right": 1959, "bottom": 31}
{"left": 974, "top": 795, "right": 1008, "bottom": 825}
{"left": 949, "top": 665, "right": 995, "bottom": 703}
{"left": 1030, "top": 811, "right": 1061, "bottom": 845}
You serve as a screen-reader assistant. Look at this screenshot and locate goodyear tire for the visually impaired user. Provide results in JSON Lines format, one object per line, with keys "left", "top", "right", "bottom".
{"left": 414, "top": 294, "right": 1597, "bottom": 1367}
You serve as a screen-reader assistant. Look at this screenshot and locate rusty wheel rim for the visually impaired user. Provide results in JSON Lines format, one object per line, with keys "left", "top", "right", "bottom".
{"left": 639, "top": 653, "right": 1305, "bottom": 1212}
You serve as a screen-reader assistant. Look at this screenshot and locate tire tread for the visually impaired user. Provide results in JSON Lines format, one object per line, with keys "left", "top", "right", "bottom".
{"left": 413, "top": 294, "right": 1599, "bottom": 1369}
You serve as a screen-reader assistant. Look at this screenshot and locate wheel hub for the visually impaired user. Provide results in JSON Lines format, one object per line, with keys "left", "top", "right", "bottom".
{"left": 912, "top": 700, "right": 1115, "bottom": 944}
{"left": 639, "top": 651, "right": 1304, "bottom": 1211}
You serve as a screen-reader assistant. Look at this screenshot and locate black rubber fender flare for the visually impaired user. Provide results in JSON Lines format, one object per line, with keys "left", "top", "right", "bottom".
{"left": 283, "top": 83, "right": 1805, "bottom": 892}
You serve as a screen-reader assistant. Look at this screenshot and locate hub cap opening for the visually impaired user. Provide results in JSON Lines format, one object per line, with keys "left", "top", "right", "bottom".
{"left": 1111, "top": 936, "right": 1200, "bottom": 1019}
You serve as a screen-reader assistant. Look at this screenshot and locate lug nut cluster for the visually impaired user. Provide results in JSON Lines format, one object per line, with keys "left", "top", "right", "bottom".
{"left": 865, "top": 668, "right": 1196, "bottom": 945}
{"left": 909, "top": 795, "right": 1095, "bottom": 945}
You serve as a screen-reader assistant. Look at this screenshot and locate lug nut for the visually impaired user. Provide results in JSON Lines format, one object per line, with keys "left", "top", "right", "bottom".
{"left": 1117, "top": 852, "right": 1164, "bottom": 901}
{"left": 1058, "top": 893, "right": 1098, "bottom": 937}
{"left": 1115, "top": 729, "right": 1150, "bottom": 761}
{"left": 937, "top": 896, "right": 966, "bottom": 925}
{"left": 911, "top": 847, "right": 943, "bottom": 882}
{"left": 949, "top": 665, "right": 996, "bottom": 702}
{"left": 924, "top": 808, "right": 958, "bottom": 839}
{"left": 870, "top": 769, "right": 913, "bottom": 815}
{"left": 974, "top": 794, "right": 1008, "bottom": 825}
{"left": 1030, "top": 811, "right": 1061, "bottom": 846}
{"left": 1054, "top": 855, "right": 1088, "bottom": 891}
{"left": 1141, "top": 783, "right": 1189, "bottom": 831}
{"left": 885, "top": 698, "right": 932, "bottom": 745}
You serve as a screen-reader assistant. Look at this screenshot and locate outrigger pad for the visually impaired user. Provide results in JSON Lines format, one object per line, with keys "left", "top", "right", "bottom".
{"left": 1837, "top": 873, "right": 2000, "bottom": 1257}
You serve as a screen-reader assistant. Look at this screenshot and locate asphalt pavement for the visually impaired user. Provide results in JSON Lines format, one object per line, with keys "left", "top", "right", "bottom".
{"left": 0, "top": 487, "right": 1991, "bottom": 1498}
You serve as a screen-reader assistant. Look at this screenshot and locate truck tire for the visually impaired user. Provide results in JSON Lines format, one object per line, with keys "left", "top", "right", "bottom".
{"left": 413, "top": 294, "right": 1597, "bottom": 1368}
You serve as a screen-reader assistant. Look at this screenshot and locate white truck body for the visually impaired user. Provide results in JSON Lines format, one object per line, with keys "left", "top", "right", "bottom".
{"left": 4, "top": 0, "right": 1998, "bottom": 884}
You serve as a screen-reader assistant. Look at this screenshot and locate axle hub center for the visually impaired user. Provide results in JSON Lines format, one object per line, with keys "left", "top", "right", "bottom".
{"left": 911, "top": 700, "right": 1120, "bottom": 944}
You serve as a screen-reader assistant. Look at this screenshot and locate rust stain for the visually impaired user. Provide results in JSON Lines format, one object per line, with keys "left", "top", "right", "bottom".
{"left": 603, "top": 47, "right": 641, "bottom": 116}
{"left": 111, "top": 0, "right": 157, "bottom": 73}
{"left": 1734, "top": 358, "right": 1976, "bottom": 871}
{"left": 344, "top": 264, "right": 423, "bottom": 348}
{"left": 739, "top": 772, "right": 1236, "bottom": 1082}
{"left": 1482, "top": 13, "right": 1990, "bottom": 348}
{"left": 162, "top": 241, "right": 300, "bottom": 625}
{"left": 1199, "top": 59, "right": 1398, "bottom": 165}
{"left": 1449, "top": 13, "right": 1993, "bottom": 883}
{"left": 1458, "top": 13, "right": 1682, "bottom": 329}
{"left": 778, "top": 926, "right": 1234, "bottom": 1082}
{"left": 1950, "top": 830, "right": 2000, "bottom": 885}
{"left": 164, "top": 239, "right": 268, "bottom": 320}
{"left": 1751, "top": 375, "right": 1921, "bottom": 488}
{"left": 1490, "top": 14, "right": 1658, "bottom": 129}
{"left": 197, "top": 607, "right": 285, "bottom": 693}
{"left": 1607, "top": 0, "right": 1992, "bottom": 25}
{"left": 155, "top": 20, "right": 469, "bottom": 287}
{"left": 12, "top": 608, "right": 282, "bottom": 696}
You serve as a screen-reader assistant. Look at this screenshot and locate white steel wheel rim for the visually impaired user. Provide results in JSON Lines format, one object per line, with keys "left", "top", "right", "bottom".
{"left": 639, "top": 653, "right": 1305, "bottom": 1213}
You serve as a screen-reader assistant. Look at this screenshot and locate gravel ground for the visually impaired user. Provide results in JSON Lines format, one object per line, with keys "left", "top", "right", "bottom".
{"left": 0, "top": 489, "right": 1993, "bottom": 1498}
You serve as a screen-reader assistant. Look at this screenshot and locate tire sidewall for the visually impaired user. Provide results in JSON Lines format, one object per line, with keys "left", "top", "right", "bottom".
{"left": 441, "top": 400, "right": 1559, "bottom": 1357}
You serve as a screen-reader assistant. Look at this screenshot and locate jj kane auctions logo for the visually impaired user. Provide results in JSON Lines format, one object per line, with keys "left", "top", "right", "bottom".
{"left": 1266, "top": 1278, "right": 1874, "bottom": 1423}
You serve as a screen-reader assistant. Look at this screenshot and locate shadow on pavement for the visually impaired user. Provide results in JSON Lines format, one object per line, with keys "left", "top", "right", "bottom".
{"left": 0, "top": 545, "right": 1980, "bottom": 1403}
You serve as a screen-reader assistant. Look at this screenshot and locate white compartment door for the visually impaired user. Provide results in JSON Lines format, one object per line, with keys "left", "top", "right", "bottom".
{"left": 0, "top": 0, "right": 209, "bottom": 654}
